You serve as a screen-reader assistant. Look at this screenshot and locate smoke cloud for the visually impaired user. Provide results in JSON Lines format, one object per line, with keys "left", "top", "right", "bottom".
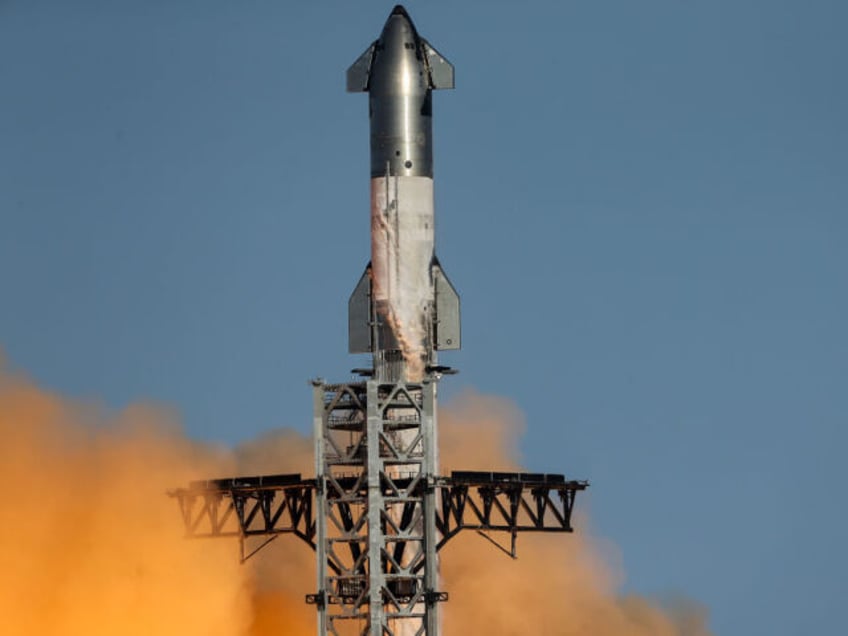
{"left": 0, "top": 356, "right": 324, "bottom": 636}
{"left": 0, "top": 358, "right": 709, "bottom": 635}
{"left": 438, "top": 393, "right": 711, "bottom": 635}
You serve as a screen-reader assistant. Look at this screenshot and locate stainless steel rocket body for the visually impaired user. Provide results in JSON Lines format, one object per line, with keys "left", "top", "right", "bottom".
{"left": 347, "top": 6, "right": 459, "bottom": 382}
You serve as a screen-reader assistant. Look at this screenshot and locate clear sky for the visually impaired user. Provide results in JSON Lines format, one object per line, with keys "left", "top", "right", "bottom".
{"left": 1, "top": 1, "right": 845, "bottom": 634}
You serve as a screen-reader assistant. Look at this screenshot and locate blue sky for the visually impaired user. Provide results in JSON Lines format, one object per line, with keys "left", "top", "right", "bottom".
{"left": 1, "top": 1, "right": 845, "bottom": 634}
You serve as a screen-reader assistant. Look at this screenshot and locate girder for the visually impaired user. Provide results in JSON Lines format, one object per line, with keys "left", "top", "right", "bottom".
{"left": 169, "top": 473, "right": 586, "bottom": 557}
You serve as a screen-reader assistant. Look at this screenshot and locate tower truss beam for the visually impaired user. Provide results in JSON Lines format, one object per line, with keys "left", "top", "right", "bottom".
{"left": 168, "top": 475, "right": 587, "bottom": 554}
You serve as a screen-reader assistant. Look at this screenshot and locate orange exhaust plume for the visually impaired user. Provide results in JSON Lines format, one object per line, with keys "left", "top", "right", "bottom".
{"left": 0, "top": 360, "right": 311, "bottom": 636}
{"left": 438, "top": 392, "right": 711, "bottom": 635}
{"left": 0, "top": 357, "right": 708, "bottom": 634}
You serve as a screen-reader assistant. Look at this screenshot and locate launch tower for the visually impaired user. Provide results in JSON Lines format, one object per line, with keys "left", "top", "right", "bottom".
{"left": 170, "top": 7, "right": 586, "bottom": 636}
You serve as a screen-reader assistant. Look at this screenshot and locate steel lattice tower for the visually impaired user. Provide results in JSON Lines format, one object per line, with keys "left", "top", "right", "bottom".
{"left": 312, "top": 379, "right": 441, "bottom": 634}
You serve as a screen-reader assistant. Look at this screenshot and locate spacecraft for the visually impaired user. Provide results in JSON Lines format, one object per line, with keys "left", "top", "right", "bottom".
{"left": 347, "top": 5, "right": 460, "bottom": 383}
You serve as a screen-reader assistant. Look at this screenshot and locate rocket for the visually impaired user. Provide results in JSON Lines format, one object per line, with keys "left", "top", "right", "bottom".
{"left": 347, "top": 5, "right": 460, "bottom": 383}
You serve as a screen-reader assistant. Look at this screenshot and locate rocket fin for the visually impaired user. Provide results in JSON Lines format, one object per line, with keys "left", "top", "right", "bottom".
{"left": 348, "top": 264, "right": 372, "bottom": 353}
{"left": 347, "top": 42, "right": 377, "bottom": 92}
{"left": 421, "top": 39, "right": 454, "bottom": 90}
{"left": 433, "top": 259, "right": 460, "bottom": 350}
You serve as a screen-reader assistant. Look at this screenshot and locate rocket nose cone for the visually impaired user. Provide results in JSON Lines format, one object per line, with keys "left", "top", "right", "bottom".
{"left": 381, "top": 4, "right": 418, "bottom": 39}
{"left": 369, "top": 4, "right": 427, "bottom": 96}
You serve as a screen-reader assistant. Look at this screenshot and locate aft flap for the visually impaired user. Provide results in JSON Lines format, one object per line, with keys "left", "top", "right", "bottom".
{"left": 433, "top": 261, "right": 461, "bottom": 350}
{"left": 348, "top": 264, "right": 372, "bottom": 353}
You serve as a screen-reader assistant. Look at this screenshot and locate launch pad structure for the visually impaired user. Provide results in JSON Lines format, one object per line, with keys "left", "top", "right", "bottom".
{"left": 169, "top": 6, "right": 587, "bottom": 636}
